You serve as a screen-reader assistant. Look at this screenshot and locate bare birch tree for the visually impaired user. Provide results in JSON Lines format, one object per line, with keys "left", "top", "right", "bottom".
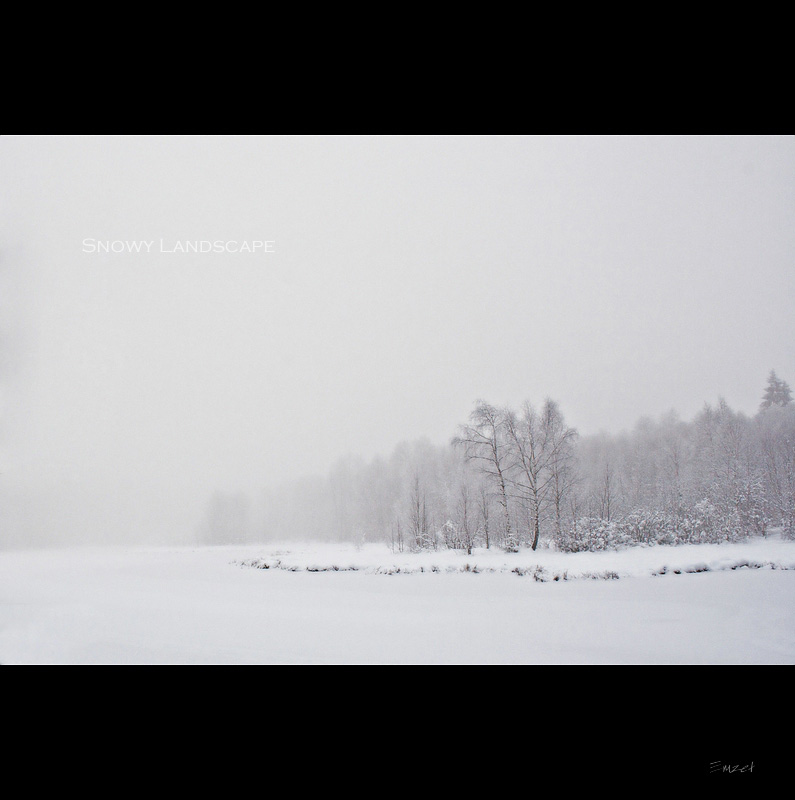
{"left": 542, "top": 399, "right": 579, "bottom": 541}
{"left": 453, "top": 401, "right": 517, "bottom": 551}
{"left": 504, "top": 403, "right": 546, "bottom": 551}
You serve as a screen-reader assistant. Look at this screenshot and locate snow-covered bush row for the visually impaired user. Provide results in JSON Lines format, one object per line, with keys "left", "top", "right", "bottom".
{"left": 555, "top": 503, "right": 770, "bottom": 553}
{"left": 237, "top": 545, "right": 795, "bottom": 580}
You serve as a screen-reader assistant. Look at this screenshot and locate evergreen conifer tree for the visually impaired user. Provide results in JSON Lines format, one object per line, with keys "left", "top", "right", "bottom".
{"left": 761, "top": 370, "right": 793, "bottom": 410}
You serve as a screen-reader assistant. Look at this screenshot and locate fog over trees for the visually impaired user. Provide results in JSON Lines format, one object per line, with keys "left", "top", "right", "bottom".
{"left": 3, "top": 135, "right": 791, "bottom": 553}
{"left": 203, "top": 371, "right": 795, "bottom": 552}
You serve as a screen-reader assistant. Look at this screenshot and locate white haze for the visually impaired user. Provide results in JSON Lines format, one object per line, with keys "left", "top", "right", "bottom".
{"left": 1, "top": 134, "right": 793, "bottom": 548}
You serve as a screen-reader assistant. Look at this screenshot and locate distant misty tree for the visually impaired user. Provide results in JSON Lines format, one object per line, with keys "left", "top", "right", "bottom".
{"left": 407, "top": 473, "right": 434, "bottom": 551}
{"left": 451, "top": 477, "right": 478, "bottom": 555}
{"left": 199, "top": 492, "right": 250, "bottom": 546}
{"left": 477, "top": 484, "right": 493, "bottom": 550}
{"left": 542, "top": 400, "right": 579, "bottom": 540}
{"left": 755, "top": 403, "right": 795, "bottom": 536}
{"left": 761, "top": 370, "right": 793, "bottom": 410}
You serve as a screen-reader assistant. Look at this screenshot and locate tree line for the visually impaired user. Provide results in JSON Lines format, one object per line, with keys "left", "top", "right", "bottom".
{"left": 202, "top": 371, "right": 795, "bottom": 552}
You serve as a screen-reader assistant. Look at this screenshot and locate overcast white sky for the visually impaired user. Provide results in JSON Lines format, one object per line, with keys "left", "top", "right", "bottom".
{"left": 1, "top": 135, "right": 793, "bottom": 544}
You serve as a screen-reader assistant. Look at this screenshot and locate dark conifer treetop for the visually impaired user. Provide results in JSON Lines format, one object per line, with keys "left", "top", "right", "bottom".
{"left": 761, "top": 370, "right": 793, "bottom": 410}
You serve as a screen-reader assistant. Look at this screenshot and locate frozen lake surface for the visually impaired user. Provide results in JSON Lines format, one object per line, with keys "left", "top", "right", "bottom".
{"left": 1, "top": 540, "right": 794, "bottom": 664}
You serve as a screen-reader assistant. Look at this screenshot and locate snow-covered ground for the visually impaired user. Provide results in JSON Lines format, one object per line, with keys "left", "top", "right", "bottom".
{"left": 1, "top": 539, "right": 794, "bottom": 664}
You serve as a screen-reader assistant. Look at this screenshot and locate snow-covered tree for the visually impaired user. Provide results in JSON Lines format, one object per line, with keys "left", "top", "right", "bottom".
{"left": 761, "top": 370, "right": 793, "bottom": 410}
{"left": 543, "top": 400, "right": 579, "bottom": 542}
{"left": 453, "top": 402, "right": 517, "bottom": 551}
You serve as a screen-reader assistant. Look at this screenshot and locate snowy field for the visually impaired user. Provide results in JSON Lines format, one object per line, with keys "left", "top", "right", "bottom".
{"left": 1, "top": 539, "right": 794, "bottom": 665}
